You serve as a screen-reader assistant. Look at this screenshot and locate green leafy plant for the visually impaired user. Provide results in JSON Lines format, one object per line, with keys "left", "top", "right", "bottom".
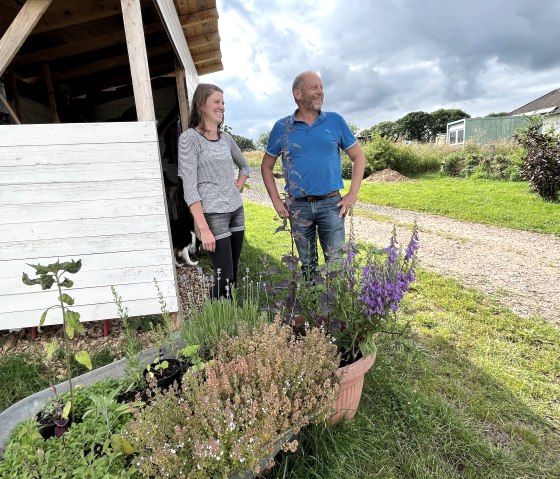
{"left": 111, "top": 286, "right": 143, "bottom": 387}
{"left": 22, "top": 259, "right": 92, "bottom": 422}
{"left": 0, "top": 380, "right": 137, "bottom": 478}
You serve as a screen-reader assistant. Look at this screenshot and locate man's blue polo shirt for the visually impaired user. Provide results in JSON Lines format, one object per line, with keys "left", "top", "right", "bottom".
{"left": 266, "top": 111, "right": 357, "bottom": 198}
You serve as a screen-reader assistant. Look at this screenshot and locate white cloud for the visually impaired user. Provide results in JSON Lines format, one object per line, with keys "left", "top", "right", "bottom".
{"left": 203, "top": 0, "right": 560, "bottom": 140}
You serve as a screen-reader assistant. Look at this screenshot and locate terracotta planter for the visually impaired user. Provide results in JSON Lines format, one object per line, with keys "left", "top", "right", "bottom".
{"left": 329, "top": 353, "right": 376, "bottom": 425}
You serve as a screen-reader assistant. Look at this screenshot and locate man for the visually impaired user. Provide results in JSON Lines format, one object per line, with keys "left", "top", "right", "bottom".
{"left": 261, "top": 70, "right": 366, "bottom": 276}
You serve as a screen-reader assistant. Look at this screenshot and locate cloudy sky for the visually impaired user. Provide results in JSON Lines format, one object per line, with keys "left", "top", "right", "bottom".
{"left": 203, "top": 0, "right": 560, "bottom": 141}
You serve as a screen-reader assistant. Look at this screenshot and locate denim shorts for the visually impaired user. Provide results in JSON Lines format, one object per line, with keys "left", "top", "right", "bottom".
{"left": 203, "top": 206, "right": 245, "bottom": 240}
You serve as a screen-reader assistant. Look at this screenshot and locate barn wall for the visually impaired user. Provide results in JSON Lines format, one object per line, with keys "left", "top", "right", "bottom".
{"left": 0, "top": 121, "right": 178, "bottom": 330}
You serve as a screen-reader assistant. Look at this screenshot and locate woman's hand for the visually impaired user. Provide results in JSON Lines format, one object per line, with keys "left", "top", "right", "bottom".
{"left": 199, "top": 227, "right": 216, "bottom": 252}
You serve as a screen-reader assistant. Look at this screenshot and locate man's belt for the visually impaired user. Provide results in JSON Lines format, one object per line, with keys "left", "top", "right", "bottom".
{"left": 298, "top": 191, "right": 339, "bottom": 202}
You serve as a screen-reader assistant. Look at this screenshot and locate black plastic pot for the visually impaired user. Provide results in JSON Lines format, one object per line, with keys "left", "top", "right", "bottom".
{"left": 143, "top": 358, "right": 183, "bottom": 390}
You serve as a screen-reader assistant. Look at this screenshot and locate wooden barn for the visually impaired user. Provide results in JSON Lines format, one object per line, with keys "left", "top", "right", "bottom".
{"left": 0, "top": 0, "right": 223, "bottom": 331}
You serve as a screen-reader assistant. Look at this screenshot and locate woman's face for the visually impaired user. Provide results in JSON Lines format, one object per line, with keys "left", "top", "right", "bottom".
{"left": 201, "top": 90, "right": 225, "bottom": 127}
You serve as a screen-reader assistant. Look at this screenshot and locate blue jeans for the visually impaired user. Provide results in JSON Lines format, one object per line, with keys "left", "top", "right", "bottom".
{"left": 290, "top": 193, "right": 345, "bottom": 277}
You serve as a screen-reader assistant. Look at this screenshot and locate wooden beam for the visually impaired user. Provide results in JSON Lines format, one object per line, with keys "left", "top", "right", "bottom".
{"left": 0, "top": 0, "right": 54, "bottom": 77}
{"left": 185, "top": 31, "right": 220, "bottom": 49}
{"left": 196, "top": 62, "right": 223, "bottom": 76}
{"left": 7, "top": 71, "right": 22, "bottom": 120}
{"left": 30, "top": 0, "right": 121, "bottom": 34}
{"left": 174, "top": 59, "right": 189, "bottom": 131}
{"left": 191, "top": 50, "right": 221, "bottom": 65}
{"left": 12, "top": 23, "right": 164, "bottom": 67}
{"left": 43, "top": 64, "right": 60, "bottom": 123}
{"left": 0, "top": 94, "right": 22, "bottom": 124}
{"left": 179, "top": 8, "right": 219, "bottom": 28}
{"left": 19, "top": 44, "right": 171, "bottom": 83}
{"left": 120, "top": 0, "right": 155, "bottom": 121}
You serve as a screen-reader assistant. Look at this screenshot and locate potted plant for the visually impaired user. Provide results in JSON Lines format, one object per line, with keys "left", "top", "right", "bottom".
{"left": 318, "top": 223, "right": 419, "bottom": 423}
{"left": 125, "top": 320, "right": 340, "bottom": 478}
{"left": 265, "top": 220, "right": 419, "bottom": 424}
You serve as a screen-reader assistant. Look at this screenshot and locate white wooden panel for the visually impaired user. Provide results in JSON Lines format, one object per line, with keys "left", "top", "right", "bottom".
{"left": 0, "top": 122, "right": 157, "bottom": 146}
{"left": 2, "top": 279, "right": 176, "bottom": 312}
{"left": 1, "top": 216, "right": 166, "bottom": 243}
{"left": 0, "top": 142, "right": 159, "bottom": 167}
{"left": 0, "top": 249, "right": 172, "bottom": 279}
{"left": 0, "top": 296, "right": 178, "bottom": 329}
{"left": 1, "top": 160, "right": 160, "bottom": 184}
{"left": 0, "top": 121, "right": 179, "bottom": 330}
{"left": 154, "top": 0, "right": 199, "bottom": 102}
{"left": 0, "top": 179, "right": 162, "bottom": 205}
{"left": 0, "top": 231, "right": 170, "bottom": 261}
{"left": 0, "top": 197, "right": 166, "bottom": 224}
{"left": 2, "top": 263, "right": 176, "bottom": 296}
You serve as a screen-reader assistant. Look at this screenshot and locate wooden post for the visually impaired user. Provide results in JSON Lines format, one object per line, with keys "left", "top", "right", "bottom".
{"left": 174, "top": 59, "right": 190, "bottom": 131}
{"left": 43, "top": 64, "right": 60, "bottom": 123}
{"left": 120, "top": 0, "right": 155, "bottom": 122}
{"left": 7, "top": 71, "right": 22, "bottom": 120}
{"left": 0, "top": 0, "right": 54, "bottom": 77}
{"left": 0, "top": 94, "right": 21, "bottom": 124}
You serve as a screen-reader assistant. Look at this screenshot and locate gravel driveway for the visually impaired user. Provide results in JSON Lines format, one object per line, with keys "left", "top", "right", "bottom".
{"left": 244, "top": 168, "right": 560, "bottom": 325}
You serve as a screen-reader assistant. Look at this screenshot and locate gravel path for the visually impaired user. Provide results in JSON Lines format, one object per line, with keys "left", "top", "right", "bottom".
{"left": 244, "top": 168, "right": 560, "bottom": 325}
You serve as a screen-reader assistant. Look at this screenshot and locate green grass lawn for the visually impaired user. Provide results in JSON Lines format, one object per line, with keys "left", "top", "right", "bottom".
{"left": 241, "top": 201, "right": 560, "bottom": 479}
{"left": 347, "top": 175, "right": 560, "bottom": 235}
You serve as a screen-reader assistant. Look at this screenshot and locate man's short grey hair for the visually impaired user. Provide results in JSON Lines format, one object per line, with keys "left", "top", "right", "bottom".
{"left": 292, "top": 71, "right": 320, "bottom": 92}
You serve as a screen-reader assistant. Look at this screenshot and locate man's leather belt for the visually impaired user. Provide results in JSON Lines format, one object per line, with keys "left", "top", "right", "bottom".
{"left": 298, "top": 191, "right": 339, "bottom": 202}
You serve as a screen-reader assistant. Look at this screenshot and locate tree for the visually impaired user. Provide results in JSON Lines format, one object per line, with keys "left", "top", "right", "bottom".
{"left": 486, "top": 112, "right": 509, "bottom": 117}
{"left": 256, "top": 131, "right": 270, "bottom": 150}
{"left": 223, "top": 125, "right": 256, "bottom": 151}
{"left": 430, "top": 108, "right": 470, "bottom": 137}
{"left": 373, "top": 121, "right": 400, "bottom": 140}
{"left": 396, "top": 111, "right": 434, "bottom": 142}
{"left": 347, "top": 122, "right": 360, "bottom": 136}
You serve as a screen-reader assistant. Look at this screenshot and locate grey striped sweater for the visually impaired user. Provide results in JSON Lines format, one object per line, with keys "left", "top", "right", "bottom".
{"left": 178, "top": 129, "right": 251, "bottom": 213}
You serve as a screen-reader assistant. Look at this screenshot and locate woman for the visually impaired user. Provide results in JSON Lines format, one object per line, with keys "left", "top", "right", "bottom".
{"left": 178, "top": 83, "right": 250, "bottom": 298}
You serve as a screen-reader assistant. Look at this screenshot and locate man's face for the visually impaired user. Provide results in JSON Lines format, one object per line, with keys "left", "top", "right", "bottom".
{"left": 295, "top": 74, "right": 324, "bottom": 112}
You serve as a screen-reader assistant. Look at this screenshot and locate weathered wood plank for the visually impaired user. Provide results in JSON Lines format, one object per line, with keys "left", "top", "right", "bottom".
{"left": 1, "top": 264, "right": 175, "bottom": 297}
{"left": 0, "top": 197, "right": 166, "bottom": 224}
{"left": 0, "top": 0, "right": 54, "bottom": 77}
{"left": 3, "top": 279, "right": 176, "bottom": 313}
{"left": 0, "top": 179, "right": 162, "bottom": 205}
{"left": 0, "top": 296, "right": 179, "bottom": 329}
{"left": 1, "top": 215, "right": 167, "bottom": 243}
{"left": 0, "top": 141, "right": 159, "bottom": 167}
{"left": 121, "top": 0, "right": 155, "bottom": 122}
{"left": 0, "top": 249, "right": 174, "bottom": 280}
{"left": 0, "top": 231, "right": 170, "bottom": 261}
{"left": 0, "top": 161, "right": 160, "bottom": 184}
{"left": 0, "top": 122, "right": 157, "bottom": 146}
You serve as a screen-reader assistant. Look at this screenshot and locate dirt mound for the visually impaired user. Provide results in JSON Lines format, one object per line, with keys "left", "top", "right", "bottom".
{"left": 365, "top": 168, "right": 414, "bottom": 182}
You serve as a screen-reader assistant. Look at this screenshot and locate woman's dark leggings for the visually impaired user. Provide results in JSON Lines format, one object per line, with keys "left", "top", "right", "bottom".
{"left": 208, "top": 230, "right": 244, "bottom": 299}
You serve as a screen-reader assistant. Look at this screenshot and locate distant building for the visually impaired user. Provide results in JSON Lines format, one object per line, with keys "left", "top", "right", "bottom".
{"left": 446, "top": 116, "right": 527, "bottom": 145}
{"left": 509, "top": 88, "right": 560, "bottom": 132}
{"left": 447, "top": 88, "right": 560, "bottom": 146}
